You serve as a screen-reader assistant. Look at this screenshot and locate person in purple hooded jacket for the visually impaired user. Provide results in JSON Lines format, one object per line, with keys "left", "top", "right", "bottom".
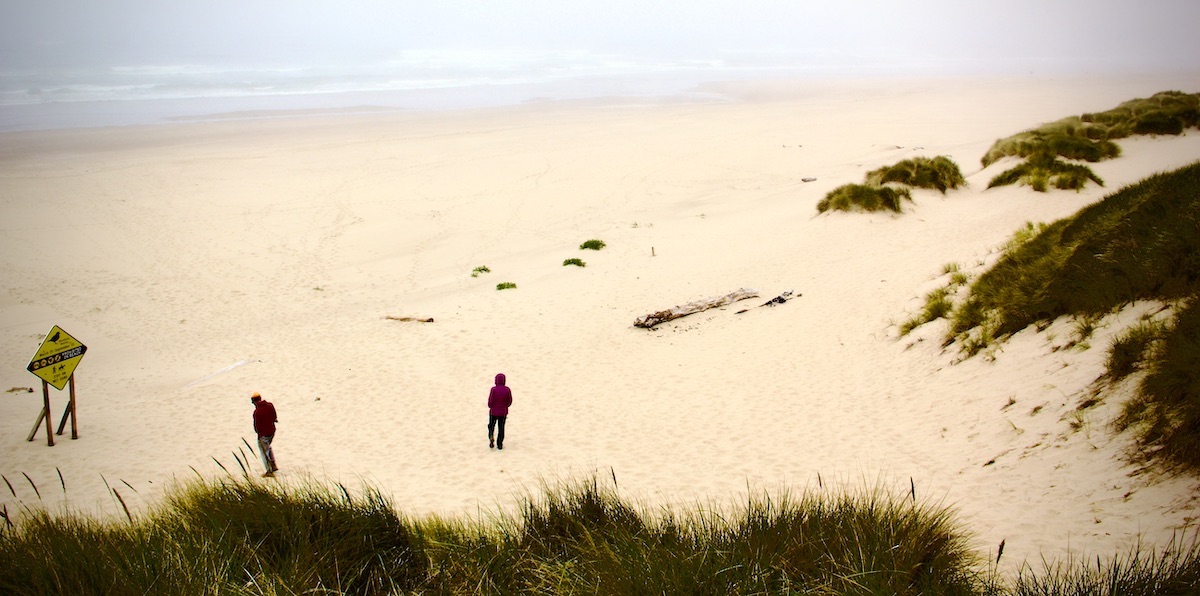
{"left": 487, "top": 373, "right": 513, "bottom": 450}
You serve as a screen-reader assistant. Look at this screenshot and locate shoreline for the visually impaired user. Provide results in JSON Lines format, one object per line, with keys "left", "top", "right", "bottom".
{"left": 4, "top": 68, "right": 1198, "bottom": 135}
{"left": 3, "top": 72, "right": 1200, "bottom": 573}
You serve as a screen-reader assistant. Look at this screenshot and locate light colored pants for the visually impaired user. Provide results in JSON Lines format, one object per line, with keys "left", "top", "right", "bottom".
{"left": 258, "top": 435, "right": 277, "bottom": 472}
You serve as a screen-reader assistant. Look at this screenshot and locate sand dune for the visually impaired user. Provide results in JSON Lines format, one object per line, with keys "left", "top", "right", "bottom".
{"left": 3, "top": 72, "right": 1199, "bottom": 572}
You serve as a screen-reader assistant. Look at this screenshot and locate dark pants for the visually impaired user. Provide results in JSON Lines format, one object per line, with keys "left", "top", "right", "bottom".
{"left": 488, "top": 415, "right": 507, "bottom": 448}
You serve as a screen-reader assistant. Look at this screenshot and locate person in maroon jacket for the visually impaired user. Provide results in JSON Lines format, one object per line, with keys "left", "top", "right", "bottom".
{"left": 250, "top": 392, "right": 279, "bottom": 476}
{"left": 487, "top": 373, "right": 513, "bottom": 450}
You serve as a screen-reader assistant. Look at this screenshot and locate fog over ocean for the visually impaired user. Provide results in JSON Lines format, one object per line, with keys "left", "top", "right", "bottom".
{"left": 3, "top": 2, "right": 1197, "bottom": 132}
{"left": 0, "top": 50, "right": 905, "bottom": 132}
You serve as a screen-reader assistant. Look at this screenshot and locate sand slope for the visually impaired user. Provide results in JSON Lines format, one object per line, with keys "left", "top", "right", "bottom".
{"left": 3, "top": 73, "right": 1199, "bottom": 572}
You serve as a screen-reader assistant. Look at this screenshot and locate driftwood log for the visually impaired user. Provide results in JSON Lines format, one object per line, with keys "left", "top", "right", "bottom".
{"left": 634, "top": 288, "right": 759, "bottom": 329}
{"left": 385, "top": 316, "right": 435, "bottom": 323}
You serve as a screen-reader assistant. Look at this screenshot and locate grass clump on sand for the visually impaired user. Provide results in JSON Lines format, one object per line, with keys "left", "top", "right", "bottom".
{"left": 865, "top": 156, "right": 967, "bottom": 193}
{"left": 471, "top": 265, "right": 491, "bottom": 278}
{"left": 934, "top": 161, "right": 1200, "bottom": 472}
{"left": 819, "top": 155, "right": 964, "bottom": 214}
{"left": 899, "top": 269, "right": 972, "bottom": 336}
{"left": 817, "top": 183, "right": 913, "bottom": 213}
{"left": 983, "top": 91, "right": 1200, "bottom": 192}
{"left": 986, "top": 153, "right": 1105, "bottom": 192}
{"left": 579, "top": 239, "right": 606, "bottom": 250}
{"left": 562, "top": 257, "right": 586, "bottom": 267}
{"left": 8, "top": 474, "right": 1200, "bottom": 593}
{"left": 496, "top": 281, "right": 517, "bottom": 290}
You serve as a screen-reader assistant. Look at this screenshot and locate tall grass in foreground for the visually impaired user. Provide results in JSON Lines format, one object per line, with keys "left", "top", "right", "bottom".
{"left": 1011, "top": 536, "right": 1200, "bottom": 596}
{"left": 6, "top": 475, "right": 1200, "bottom": 594}
{"left": 0, "top": 477, "right": 426, "bottom": 595}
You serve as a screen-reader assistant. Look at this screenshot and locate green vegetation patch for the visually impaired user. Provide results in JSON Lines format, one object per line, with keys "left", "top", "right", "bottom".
{"left": 0, "top": 478, "right": 426, "bottom": 594}
{"left": 6, "top": 475, "right": 1200, "bottom": 593}
{"left": 1115, "top": 302, "right": 1200, "bottom": 473}
{"left": 471, "top": 265, "right": 491, "bottom": 278}
{"left": 817, "top": 183, "right": 913, "bottom": 213}
{"left": 562, "top": 258, "right": 586, "bottom": 267}
{"left": 865, "top": 156, "right": 967, "bottom": 194}
{"left": 819, "top": 155, "right": 963, "bottom": 214}
{"left": 986, "top": 154, "right": 1104, "bottom": 192}
{"left": 946, "top": 161, "right": 1200, "bottom": 472}
{"left": 496, "top": 281, "right": 517, "bottom": 290}
{"left": 579, "top": 239, "right": 606, "bottom": 250}
{"left": 983, "top": 91, "right": 1200, "bottom": 192}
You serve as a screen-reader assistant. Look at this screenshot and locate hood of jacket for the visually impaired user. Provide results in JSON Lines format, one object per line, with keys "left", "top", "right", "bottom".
{"left": 495, "top": 373, "right": 506, "bottom": 386}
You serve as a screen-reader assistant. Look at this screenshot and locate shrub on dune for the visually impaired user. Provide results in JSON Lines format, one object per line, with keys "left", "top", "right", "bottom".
{"left": 982, "top": 91, "right": 1199, "bottom": 193}
{"left": 987, "top": 154, "right": 1105, "bottom": 192}
{"left": 981, "top": 126, "right": 1120, "bottom": 167}
{"left": 817, "top": 183, "right": 912, "bottom": 213}
{"left": 865, "top": 156, "right": 966, "bottom": 193}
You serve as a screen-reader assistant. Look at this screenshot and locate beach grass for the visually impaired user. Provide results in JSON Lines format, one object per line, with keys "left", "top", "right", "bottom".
{"left": 1105, "top": 315, "right": 1170, "bottom": 381}
{"left": 496, "top": 282, "right": 517, "bottom": 290}
{"left": 929, "top": 160, "right": 1200, "bottom": 472}
{"left": 865, "top": 156, "right": 967, "bottom": 193}
{"left": 579, "top": 239, "right": 606, "bottom": 250}
{"left": 817, "top": 183, "right": 913, "bottom": 213}
{"left": 986, "top": 154, "right": 1104, "bottom": 192}
{"left": 1009, "top": 535, "right": 1200, "bottom": 596}
{"left": 982, "top": 91, "right": 1200, "bottom": 192}
{"left": 7, "top": 474, "right": 1200, "bottom": 594}
{"left": 0, "top": 476, "right": 427, "bottom": 594}
{"left": 820, "top": 155, "right": 963, "bottom": 213}
{"left": 562, "top": 257, "right": 586, "bottom": 267}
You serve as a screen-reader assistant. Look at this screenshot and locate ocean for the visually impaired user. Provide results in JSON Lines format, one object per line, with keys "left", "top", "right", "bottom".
{"left": 0, "top": 50, "right": 854, "bottom": 132}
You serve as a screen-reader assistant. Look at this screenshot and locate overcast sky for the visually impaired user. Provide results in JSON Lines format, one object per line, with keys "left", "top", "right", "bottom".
{"left": 2, "top": 0, "right": 1199, "bottom": 74}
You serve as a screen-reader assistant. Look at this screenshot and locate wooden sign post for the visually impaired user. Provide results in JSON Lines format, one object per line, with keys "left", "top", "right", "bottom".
{"left": 25, "top": 325, "right": 87, "bottom": 447}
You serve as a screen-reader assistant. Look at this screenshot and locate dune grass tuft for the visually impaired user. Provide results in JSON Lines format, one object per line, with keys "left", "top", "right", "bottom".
{"left": 1010, "top": 535, "right": 1200, "bottom": 596}
{"left": 817, "top": 183, "right": 913, "bottom": 213}
{"left": 986, "top": 154, "right": 1104, "bottom": 192}
{"left": 865, "top": 155, "right": 967, "bottom": 193}
{"left": 1105, "top": 315, "right": 1170, "bottom": 381}
{"left": 471, "top": 265, "right": 491, "bottom": 278}
{"left": 579, "top": 239, "right": 606, "bottom": 250}
{"left": 819, "top": 155, "right": 963, "bottom": 214}
{"left": 496, "top": 282, "right": 517, "bottom": 290}
{"left": 562, "top": 258, "right": 586, "bottom": 267}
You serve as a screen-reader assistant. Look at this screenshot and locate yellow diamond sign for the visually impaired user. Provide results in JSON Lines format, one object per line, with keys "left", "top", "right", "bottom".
{"left": 26, "top": 325, "right": 87, "bottom": 390}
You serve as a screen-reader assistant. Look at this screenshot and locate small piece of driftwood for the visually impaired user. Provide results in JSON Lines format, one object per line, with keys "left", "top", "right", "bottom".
{"left": 385, "top": 316, "right": 435, "bottom": 323}
{"left": 736, "top": 290, "right": 800, "bottom": 314}
{"left": 634, "top": 288, "right": 759, "bottom": 329}
{"left": 760, "top": 290, "right": 798, "bottom": 307}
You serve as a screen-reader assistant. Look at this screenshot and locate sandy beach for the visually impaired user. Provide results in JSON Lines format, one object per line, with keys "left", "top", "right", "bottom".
{"left": 3, "top": 72, "right": 1200, "bottom": 573}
